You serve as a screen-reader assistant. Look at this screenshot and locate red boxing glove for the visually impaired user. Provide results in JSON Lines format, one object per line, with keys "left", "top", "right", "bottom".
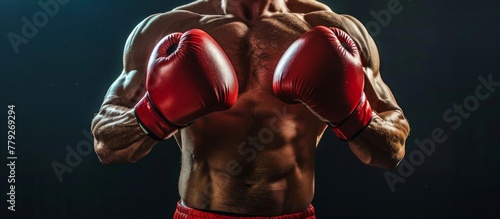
{"left": 135, "top": 29, "right": 238, "bottom": 140}
{"left": 273, "top": 26, "right": 373, "bottom": 141}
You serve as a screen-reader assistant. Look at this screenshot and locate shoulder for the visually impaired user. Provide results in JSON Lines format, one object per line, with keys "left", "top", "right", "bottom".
{"left": 287, "top": 1, "right": 373, "bottom": 56}
{"left": 287, "top": 0, "right": 332, "bottom": 13}
{"left": 304, "top": 10, "right": 380, "bottom": 69}
{"left": 130, "top": 9, "right": 201, "bottom": 37}
{"left": 123, "top": 10, "right": 201, "bottom": 71}
{"left": 173, "top": 0, "right": 220, "bottom": 15}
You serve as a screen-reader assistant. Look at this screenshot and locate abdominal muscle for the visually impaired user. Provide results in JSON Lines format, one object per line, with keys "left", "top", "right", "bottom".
{"left": 176, "top": 89, "right": 327, "bottom": 215}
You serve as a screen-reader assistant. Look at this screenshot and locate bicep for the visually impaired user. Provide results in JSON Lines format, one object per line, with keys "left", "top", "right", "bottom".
{"left": 102, "top": 32, "right": 150, "bottom": 109}
{"left": 306, "top": 12, "right": 403, "bottom": 114}
{"left": 341, "top": 15, "right": 403, "bottom": 114}
{"left": 102, "top": 69, "right": 146, "bottom": 109}
{"left": 104, "top": 10, "right": 201, "bottom": 109}
{"left": 102, "top": 13, "right": 170, "bottom": 108}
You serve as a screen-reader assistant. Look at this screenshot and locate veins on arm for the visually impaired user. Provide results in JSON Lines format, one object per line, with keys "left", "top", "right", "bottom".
{"left": 341, "top": 15, "right": 410, "bottom": 169}
{"left": 91, "top": 9, "right": 202, "bottom": 164}
{"left": 305, "top": 12, "right": 410, "bottom": 168}
{"left": 91, "top": 68, "right": 156, "bottom": 164}
{"left": 91, "top": 13, "right": 177, "bottom": 164}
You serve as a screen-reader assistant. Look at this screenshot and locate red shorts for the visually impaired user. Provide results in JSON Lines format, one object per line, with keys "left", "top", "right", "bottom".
{"left": 173, "top": 201, "right": 316, "bottom": 219}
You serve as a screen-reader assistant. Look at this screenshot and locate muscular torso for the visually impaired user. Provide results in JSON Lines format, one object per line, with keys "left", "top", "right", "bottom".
{"left": 138, "top": 1, "right": 350, "bottom": 215}
{"left": 178, "top": 14, "right": 327, "bottom": 215}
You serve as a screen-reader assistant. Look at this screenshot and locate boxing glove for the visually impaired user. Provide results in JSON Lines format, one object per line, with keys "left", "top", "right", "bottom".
{"left": 135, "top": 29, "right": 238, "bottom": 140}
{"left": 273, "top": 26, "right": 373, "bottom": 141}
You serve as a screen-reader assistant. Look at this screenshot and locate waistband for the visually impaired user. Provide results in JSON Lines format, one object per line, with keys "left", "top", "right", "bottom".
{"left": 173, "top": 201, "right": 316, "bottom": 219}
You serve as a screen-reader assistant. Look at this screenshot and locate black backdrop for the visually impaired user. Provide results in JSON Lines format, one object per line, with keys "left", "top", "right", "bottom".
{"left": 1, "top": 0, "right": 499, "bottom": 218}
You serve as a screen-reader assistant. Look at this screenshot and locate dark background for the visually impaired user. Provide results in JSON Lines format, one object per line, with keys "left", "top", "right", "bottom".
{"left": 1, "top": 0, "right": 499, "bottom": 218}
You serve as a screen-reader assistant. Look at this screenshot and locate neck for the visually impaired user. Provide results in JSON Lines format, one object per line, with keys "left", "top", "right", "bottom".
{"left": 216, "top": 0, "right": 289, "bottom": 22}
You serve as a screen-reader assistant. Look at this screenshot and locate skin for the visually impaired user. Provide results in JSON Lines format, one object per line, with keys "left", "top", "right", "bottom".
{"left": 91, "top": 0, "right": 410, "bottom": 216}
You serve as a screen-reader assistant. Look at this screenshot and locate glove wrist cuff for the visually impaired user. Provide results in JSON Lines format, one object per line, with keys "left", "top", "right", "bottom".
{"left": 331, "top": 93, "right": 373, "bottom": 141}
{"left": 134, "top": 94, "right": 178, "bottom": 141}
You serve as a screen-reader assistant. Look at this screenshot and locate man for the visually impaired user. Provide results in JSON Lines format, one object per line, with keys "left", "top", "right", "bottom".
{"left": 91, "top": 0, "right": 410, "bottom": 218}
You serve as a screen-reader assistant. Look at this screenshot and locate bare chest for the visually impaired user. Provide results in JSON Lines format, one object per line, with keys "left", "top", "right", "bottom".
{"left": 198, "top": 14, "right": 311, "bottom": 94}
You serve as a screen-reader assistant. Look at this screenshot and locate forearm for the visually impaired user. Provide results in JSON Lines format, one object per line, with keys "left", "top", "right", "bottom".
{"left": 348, "top": 110, "right": 410, "bottom": 169}
{"left": 91, "top": 104, "right": 158, "bottom": 164}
